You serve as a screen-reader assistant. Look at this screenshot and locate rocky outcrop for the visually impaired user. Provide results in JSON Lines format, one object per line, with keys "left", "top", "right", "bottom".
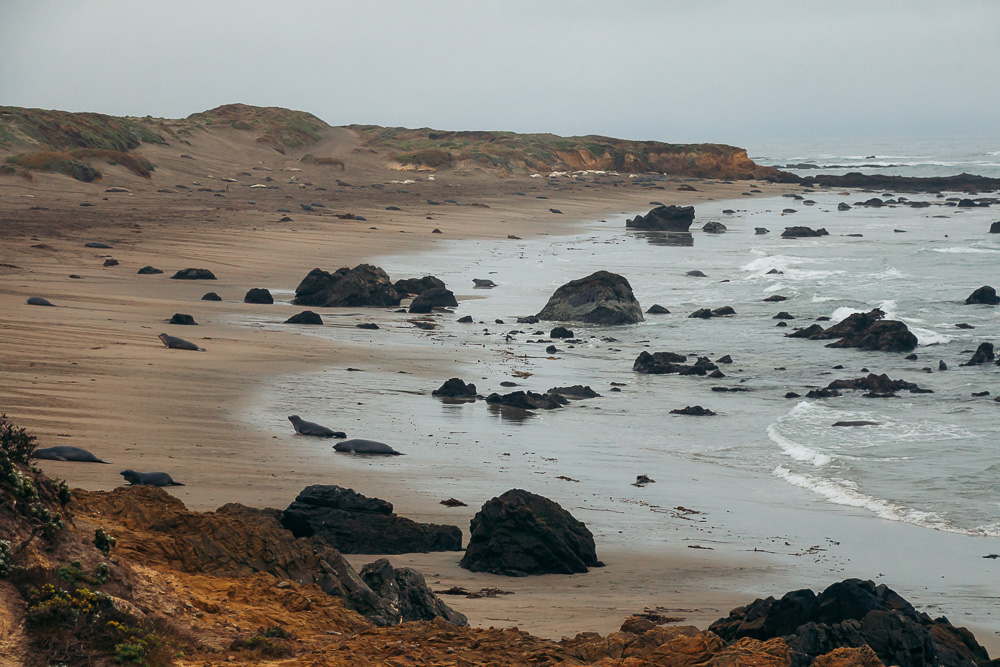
{"left": 285, "top": 310, "right": 323, "bottom": 324}
{"left": 171, "top": 268, "right": 216, "bottom": 280}
{"left": 459, "top": 489, "right": 603, "bottom": 576}
{"left": 409, "top": 287, "right": 458, "bottom": 313}
{"left": 671, "top": 405, "right": 716, "bottom": 416}
{"left": 960, "top": 342, "right": 995, "bottom": 366}
{"left": 965, "top": 286, "right": 1000, "bottom": 305}
{"left": 169, "top": 313, "right": 196, "bottom": 325}
{"left": 709, "top": 578, "right": 990, "bottom": 667}
{"left": 647, "top": 304, "right": 670, "bottom": 314}
{"left": 201, "top": 291, "right": 222, "bottom": 301}
{"left": 801, "top": 172, "right": 1000, "bottom": 193}
{"left": 786, "top": 309, "right": 918, "bottom": 352}
{"left": 244, "top": 287, "right": 274, "bottom": 304}
{"left": 702, "top": 221, "right": 727, "bottom": 233}
{"left": 281, "top": 485, "right": 462, "bottom": 554}
{"left": 394, "top": 276, "right": 445, "bottom": 295}
{"left": 137, "top": 265, "right": 162, "bottom": 274}
{"left": 782, "top": 227, "right": 829, "bottom": 238}
{"left": 625, "top": 205, "right": 695, "bottom": 232}
{"left": 990, "top": 221, "right": 1000, "bottom": 234}
{"left": 360, "top": 558, "right": 468, "bottom": 626}
{"left": 485, "top": 390, "right": 568, "bottom": 411}
{"left": 535, "top": 271, "right": 643, "bottom": 325}
{"left": 633, "top": 351, "right": 719, "bottom": 375}
{"left": 293, "top": 264, "right": 401, "bottom": 307}
{"left": 71, "top": 486, "right": 401, "bottom": 626}
{"left": 824, "top": 373, "right": 932, "bottom": 395}
{"left": 547, "top": 385, "right": 600, "bottom": 399}
{"left": 432, "top": 378, "right": 477, "bottom": 398}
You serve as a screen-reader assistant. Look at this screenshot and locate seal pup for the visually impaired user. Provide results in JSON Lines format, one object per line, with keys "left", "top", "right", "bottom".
{"left": 26, "top": 297, "right": 56, "bottom": 306}
{"left": 120, "top": 469, "right": 184, "bottom": 486}
{"left": 333, "top": 439, "right": 403, "bottom": 455}
{"left": 158, "top": 333, "right": 204, "bottom": 351}
{"left": 34, "top": 446, "right": 110, "bottom": 463}
{"left": 288, "top": 415, "right": 346, "bottom": 438}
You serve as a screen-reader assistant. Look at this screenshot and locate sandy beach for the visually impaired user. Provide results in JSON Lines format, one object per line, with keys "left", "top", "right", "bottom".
{"left": 0, "top": 126, "right": 805, "bottom": 639}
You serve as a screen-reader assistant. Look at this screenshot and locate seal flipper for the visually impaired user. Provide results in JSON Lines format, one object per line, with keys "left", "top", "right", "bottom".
{"left": 169, "top": 481, "right": 185, "bottom": 486}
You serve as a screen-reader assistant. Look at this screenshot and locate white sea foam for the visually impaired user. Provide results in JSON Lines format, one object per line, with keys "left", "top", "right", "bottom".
{"left": 812, "top": 295, "right": 840, "bottom": 303}
{"left": 773, "top": 466, "right": 997, "bottom": 537}
{"left": 910, "top": 327, "right": 955, "bottom": 346}
{"left": 931, "top": 247, "right": 1000, "bottom": 254}
{"left": 767, "top": 404, "right": 833, "bottom": 467}
{"left": 870, "top": 267, "right": 904, "bottom": 280}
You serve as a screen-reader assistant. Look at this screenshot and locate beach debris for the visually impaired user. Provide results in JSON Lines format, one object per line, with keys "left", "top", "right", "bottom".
{"left": 633, "top": 475, "right": 655, "bottom": 487}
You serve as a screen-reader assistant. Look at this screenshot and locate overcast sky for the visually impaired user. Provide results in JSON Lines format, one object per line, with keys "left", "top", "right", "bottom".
{"left": 2, "top": 1, "right": 998, "bottom": 146}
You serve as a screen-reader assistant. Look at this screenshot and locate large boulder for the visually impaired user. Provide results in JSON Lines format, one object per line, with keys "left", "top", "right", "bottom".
{"left": 960, "top": 342, "right": 995, "bottom": 366}
{"left": 988, "top": 221, "right": 1000, "bottom": 233}
{"left": 432, "top": 378, "right": 477, "bottom": 398}
{"left": 244, "top": 287, "right": 274, "bottom": 304}
{"left": 625, "top": 205, "right": 695, "bottom": 231}
{"left": 281, "top": 485, "right": 462, "bottom": 554}
{"left": 360, "top": 558, "right": 468, "bottom": 626}
{"left": 709, "top": 578, "right": 989, "bottom": 667}
{"left": 535, "top": 271, "right": 643, "bottom": 325}
{"left": 702, "top": 221, "right": 728, "bottom": 234}
{"left": 285, "top": 310, "right": 323, "bottom": 325}
{"left": 459, "top": 489, "right": 603, "bottom": 576}
{"left": 786, "top": 309, "right": 917, "bottom": 352}
{"left": 171, "top": 268, "right": 217, "bottom": 280}
{"left": 394, "top": 276, "right": 446, "bottom": 295}
{"left": 293, "top": 264, "right": 401, "bottom": 307}
{"left": 409, "top": 287, "right": 458, "bottom": 313}
{"left": 965, "top": 286, "right": 1000, "bottom": 305}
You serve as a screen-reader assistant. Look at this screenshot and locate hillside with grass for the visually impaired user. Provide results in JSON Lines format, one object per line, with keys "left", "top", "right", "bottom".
{"left": 351, "top": 125, "right": 791, "bottom": 181}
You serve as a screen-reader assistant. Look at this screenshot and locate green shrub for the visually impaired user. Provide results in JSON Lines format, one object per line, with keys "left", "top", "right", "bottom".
{"left": 94, "top": 527, "right": 116, "bottom": 555}
{"left": 0, "top": 413, "right": 37, "bottom": 466}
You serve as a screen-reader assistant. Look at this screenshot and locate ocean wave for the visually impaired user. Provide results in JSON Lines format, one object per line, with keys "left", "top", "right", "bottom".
{"left": 773, "top": 466, "right": 998, "bottom": 537}
{"left": 766, "top": 406, "right": 833, "bottom": 467}
{"left": 929, "top": 247, "right": 1000, "bottom": 254}
{"left": 811, "top": 295, "right": 840, "bottom": 303}
{"left": 910, "top": 327, "right": 955, "bottom": 346}
{"left": 830, "top": 299, "right": 898, "bottom": 323}
{"left": 870, "top": 267, "right": 905, "bottom": 280}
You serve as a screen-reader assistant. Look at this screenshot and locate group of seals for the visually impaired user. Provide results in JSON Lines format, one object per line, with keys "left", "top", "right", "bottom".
{"left": 158, "top": 333, "right": 204, "bottom": 351}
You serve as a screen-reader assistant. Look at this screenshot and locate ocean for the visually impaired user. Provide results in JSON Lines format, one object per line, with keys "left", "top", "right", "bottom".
{"left": 246, "top": 137, "right": 999, "bottom": 635}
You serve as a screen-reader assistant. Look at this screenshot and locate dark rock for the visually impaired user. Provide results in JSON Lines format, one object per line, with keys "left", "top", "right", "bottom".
{"left": 783, "top": 208, "right": 797, "bottom": 214}
{"left": 774, "top": 312, "right": 795, "bottom": 319}
{"left": 713, "top": 306, "right": 736, "bottom": 316}
{"left": 171, "top": 268, "right": 217, "bottom": 280}
{"left": 786, "top": 309, "right": 917, "bottom": 352}
{"left": 716, "top": 355, "right": 733, "bottom": 363}
{"left": 547, "top": 385, "right": 600, "bottom": 399}
{"left": 633, "top": 351, "right": 718, "bottom": 376}
{"left": 278, "top": 216, "right": 292, "bottom": 222}
{"left": 137, "top": 266, "right": 163, "bottom": 275}
{"left": 785, "top": 392, "right": 801, "bottom": 398}
{"left": 965, "top": 286, "right": 1000, "bottom": 305}
{"left": 689, "top": 308, "right": 714, "bottom": 319}
{"left": 169, "top": 313, "right": 196, "bottom": 325}
{"left": 764, "top": 295, "right": 788, "bottom": 302}
{"left": 459, "top": 489, "right": 603, "bottom": 576}
{"left": 545, "top": 345, "right": 558, "bottom": 354}
{"left": 360, "top": 558, "right": 468, "bottom": 625}
{"left": 293, "top": 264, "right": 401, "bottom": 307}
{"left": 782, "top": 226, "right": 830, "bottom": 238}
{"left": 285, "top": 311, "right": 323, "bottom": 325}
{"left": 833, "top": 421, "right": 881, "bottom": 427}
{"left": 776, "top": 321, "right": 788, "bottom": 327}
{"left": 709, "top": 578, "right": 990, "bottom": 667}
{"left": 550, "top": 326, "right": 574, "bottom": 338}
{"left": 955, "top": 322, "right": 974, "bottom": 329}
{"left": 201, "top": 292, "right": 222, "bottom": 301}
{"left": 972, "top": 391, "right": 991, "bottom": 397}
{"left": 838, "top": 202, "right": 851, "bottom": 211}
{"left": 806, "top": 388, "right": 842, "bottom": 399}
{"left": 905, "top": 353, "right": 918, "bottom": 360}
{"left": 756, "top": 227, "right": 770, "bottom": 235}
{"left": 432, "top": 378, "right": 477, "bottom": 398}
{"left": 281, "top": 485, "right": 462, "bottom": 554}
{"left": 535, "top": 271, "right": 643, "bottom": 325}
{"left": 355, "top": 322, "right": 379, "bottom": 329}
{"left": 244, "top": 288, "right": 274, "bottom": 304}
{"left": 858, "top": 198, "right": 885, "bottom": 207}
{"left": 670, "top": 405, "right": 716, "bottom": 416}
{"left": 989, "top": 221, "right": 1000, "bottom": 233}
{"left": 85, "top": 241, "right": 112, "bottom": 248}
{"left": 409, "top": 287, "right": 458, "bottom": 313}
{"left": 516, "top": 316, "right": 540, "bottom": 324}
{"left": 702, "top": 221, "right": 727, "bottom": 233}
{"left": 825, "top": 373, "right": 931, "bottom": 394}
{"left": 457, "top": 315, "right": 473, "bottom": 323}
{"left": 625, "top": 205, "right": 695, "bottom": 232}
{"left": 385, "top": 205, "right": 401, "bottom": 211}
{"left": 394, "top": 276, "right": 445, "bottom": 296}
{"left": 485, "top": 391, "right": 568, "bottom": 411}
{"left": 102, "top": 259, "right": 118, "bottom": 267}
{"left": 686, "top": 270, "right": 708, "bottom": 277}
{"left": 767, "top": 269, "right": 783, "bottom": 275}
{"left": 646, "top": 304, "right": 670, "bottom": 314}
{"left": 960, "top": 342, "right": 995, "bottom": 366}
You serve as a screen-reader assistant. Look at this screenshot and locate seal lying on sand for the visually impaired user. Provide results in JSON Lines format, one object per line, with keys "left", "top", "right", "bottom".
{"left": 288, "top": 415, "right": 346, "bottom": 438}
{"left": 158, "top": 333, "right": 204, "bottom": 351}
{"left": 26, "top": 297, "right": 56, "bottom": 306}
{"left": 333, "top": 439, "right": 403, "bottom": 455}
{"left": 34, "top": 446, "right": 110, "bottom": 463}
{"left": 120, "top": 469, "right": 184, "bottom": 486}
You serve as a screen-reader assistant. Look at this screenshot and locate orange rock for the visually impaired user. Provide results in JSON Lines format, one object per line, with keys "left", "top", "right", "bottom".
{"left": 705, "top": 637, "right": 792, "bottom": 667}
{"left": 812, "top": 646, "right": 885, "bottom": 667}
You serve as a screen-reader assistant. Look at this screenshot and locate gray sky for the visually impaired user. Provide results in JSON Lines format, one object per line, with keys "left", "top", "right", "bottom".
{"left": 2, "top": 1, "right": 998, "bottom": 145}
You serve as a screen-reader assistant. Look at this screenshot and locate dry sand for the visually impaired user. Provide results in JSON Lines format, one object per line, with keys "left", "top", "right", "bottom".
{"left": 0, "top": 125, "right": 860, "bottom": 640}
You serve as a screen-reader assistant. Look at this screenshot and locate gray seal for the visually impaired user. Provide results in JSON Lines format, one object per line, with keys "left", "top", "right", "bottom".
{"left": 121, "top": 469, "right": 184, "bottom": 486}
{"left": 158, "top": 333, "right": 204, "bottom": 351}
{"left": 26, "top": 297, "right": 56, "bottom": 306}
{"left": 34, "top": 446, "right": 110, "bottom": 464}
{"left": 288, "top": 415, "right": 345, "bottom": 438}
{"left": 333, "top": 438, "right": 403, "bottom": 455}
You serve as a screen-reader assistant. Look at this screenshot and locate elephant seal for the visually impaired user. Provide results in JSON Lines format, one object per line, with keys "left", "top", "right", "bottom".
{"left": 120, "top": 469, "right": 184, "bottom": 486}
{"left": 288, "top": 415, "right": 346, "bottom": 438}
{"left": 34, "top": 446, "right": 110, "bottom": 464}
{"left": 333, "top": 439, "right": 403, "bottom": 455}
{"left": 158, "top": 333, "right": 204, "bottom": 351}
{"left": 26, "top": 297, "right": 56, "bottom": 306}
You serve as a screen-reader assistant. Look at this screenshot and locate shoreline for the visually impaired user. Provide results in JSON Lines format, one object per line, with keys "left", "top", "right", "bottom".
{"left": 3, "top": 160, "right": 997, "bottom": 654}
